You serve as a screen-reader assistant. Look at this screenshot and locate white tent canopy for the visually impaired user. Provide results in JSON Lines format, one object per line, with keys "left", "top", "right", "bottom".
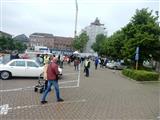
{"left": 73, "top": 51, "right": 79, "bottom": 55}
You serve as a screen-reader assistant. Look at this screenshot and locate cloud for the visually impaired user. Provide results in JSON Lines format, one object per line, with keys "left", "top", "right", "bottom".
{"left": 1, "top": 0, "right": 159, "bottom": 37}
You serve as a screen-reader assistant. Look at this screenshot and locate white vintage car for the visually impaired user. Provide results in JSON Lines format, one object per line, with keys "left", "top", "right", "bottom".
{"left": 0, "top": 59, "right": 62, "bottom": 80}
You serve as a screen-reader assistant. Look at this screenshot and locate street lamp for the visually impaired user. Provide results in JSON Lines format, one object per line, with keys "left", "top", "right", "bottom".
{"left": 74, "top": 0, "right": 78, "bottom": 38}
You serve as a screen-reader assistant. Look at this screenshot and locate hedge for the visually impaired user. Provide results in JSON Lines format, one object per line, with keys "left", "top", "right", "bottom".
{"left": 122, "top": 69, "right": 159, "bottom": 81}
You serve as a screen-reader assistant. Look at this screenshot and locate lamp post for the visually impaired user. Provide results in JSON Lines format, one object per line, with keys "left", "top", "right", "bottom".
{"left": 74, "top": 0, "right": 78, "bottom": 38}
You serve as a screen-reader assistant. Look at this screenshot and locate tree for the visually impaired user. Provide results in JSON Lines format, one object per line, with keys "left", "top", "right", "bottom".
{"left": 0, "top": 36, "right": 14, "bottom": 52}
{"left": 14, "top": 41, "right": 27, "bottom": 53}
{"left": 72, "top": 36, "right": 81, "bottom": 51}
{"left": 0, "top": 36, "right": 27, "bottom": 53}
{"left": 104, "top": 30, "right": 125, "bottom": 59}
{"left": 96, "top": 8, "right": 160, "bottom": 67}
{"left": 122, "top": 8, "right": 160, "bottom": 65}
{"left": 72, "top": 32, "right": 89, "bottom": 52}
{"left": 91, "top": 34, "right": 106, "bottom": 55}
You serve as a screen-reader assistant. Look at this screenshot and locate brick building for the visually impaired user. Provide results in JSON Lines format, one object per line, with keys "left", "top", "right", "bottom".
{"left": 29, "top": 33, "right": 73, "bottom": 51}
{"left": 29, "top": 33, "right": 54, "bottom": 49}
{"left": 54, "top": 36, "right": 73, "bottom": 51}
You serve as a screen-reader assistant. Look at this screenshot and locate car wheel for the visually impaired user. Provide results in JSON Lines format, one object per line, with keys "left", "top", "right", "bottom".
{"left": 0, "top": 71, "right": 11, "bottom": 80}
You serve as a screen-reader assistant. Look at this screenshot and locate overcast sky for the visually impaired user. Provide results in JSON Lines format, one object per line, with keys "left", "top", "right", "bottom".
{"left": 0, "top": 0, "right": 159, "bottom": 37}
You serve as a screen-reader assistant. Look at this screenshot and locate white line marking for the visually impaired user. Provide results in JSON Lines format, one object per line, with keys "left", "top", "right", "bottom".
{"left": 12, "top": 99, "right": 86, "bottom": 110}
{"left": 77, "top": 65, "right": 81, "bottom": 87}
{"left": 60, "top": 85, "right": 78, "bottom": 89}
{"left": 0, "top": 99, "right": 86, "bottom": 115}
{"left": 0, "top": 104, "right": 9, "bottom": 115}
{"left": 0, "top": 86, "right": 34, "bottom": 92}
{"left": 63, "top": 73, "right": 78, "bottom": 75}
{"left": 59, "top": 80, "right": 78, "bottom": 84}
{"left": 0, "top": 83, "right": 78, "bottom": 92}
{"left": 0, "top": 69, "right": 80, "bottom": 93}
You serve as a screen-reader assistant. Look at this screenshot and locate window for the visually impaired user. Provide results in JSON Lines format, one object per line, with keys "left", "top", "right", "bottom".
{"left": 16, "top": 61, "right": 25, "bottom": 67}
{"left": 10, "top": 61, "right": 16, "bottom": 66}
{"left": 9, "top": 61, "right": 25, "bottom": 67}
{"left": 27, "top": 61, "right": 39, "bottom": 67}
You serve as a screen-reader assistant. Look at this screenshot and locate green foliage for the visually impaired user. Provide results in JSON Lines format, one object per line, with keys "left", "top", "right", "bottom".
{"left": 101, "top": 8, "right": 160, "bottom": 63}
{"left": 72, "top": 32, "right": 89, "bottom": 52}
{"left": 105, "top": 31, "right": 125, "bottom": 59}
{"left": 0, "top": 36, "right": 14, "bottom": 51}
{"left": 76, "top": 8, "right": 160, "bottom": 66}
{"left": 122, "top": 69, "right": 159, "bottom": 81}
{"left": 91, "top": 34, "right": 106, "bottom": 55}
{"left": 0, "top": 36, "right": 26, "bottom": 53}
{"left": 122, "top": 8, "right": 160, "bottom": 63}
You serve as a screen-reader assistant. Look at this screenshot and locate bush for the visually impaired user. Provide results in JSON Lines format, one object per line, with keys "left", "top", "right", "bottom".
{"left": 122, "top": 69, "right": 159, "bottom": 81}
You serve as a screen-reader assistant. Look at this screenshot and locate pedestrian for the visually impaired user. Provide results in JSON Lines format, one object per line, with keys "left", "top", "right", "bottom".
{"left": 0, "top": 53, "right": 4, "bottom": 64}
{"left": 36, "top": 54, "right": 41, "bottom": 65}
{"left": 100, "top": 58, "right": 104, "bottom": 68}
{"left": 43, "top": 62, "right": 50, "bottom": 91}
{"left": 95, "top": 57, "right": 99, "bottom": 70}
{"left": 60, "top": 55, "right": 64, "bottom": 68}
{"left": 104, "top": 57, "right": 108, "bottom": 68}
{"left": 74, "top": 57, "right": 80, "bottom": 71}
{"left": 43, "top": 54, "right": 50, "bottom": 65}
{"left": 84, "top": 57, "right": 90, "bottom": 77}
{"left": 81, "top": 57, "right": 85, "bottom": 66}
{"left": 15, "top": 53, "right": 20, "bottom": 59}
{"left": 41, "top": 57, "right": 64, "bottom": 104}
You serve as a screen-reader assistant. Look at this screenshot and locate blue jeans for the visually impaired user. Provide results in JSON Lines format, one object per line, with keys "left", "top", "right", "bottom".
{"left": 41, "top": 80, "right": 61, "bottom": 101}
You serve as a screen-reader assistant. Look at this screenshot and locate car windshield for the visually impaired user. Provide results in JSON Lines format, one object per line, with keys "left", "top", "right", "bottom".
{"left": 33, "top": 60, "right": 44, "bottom": 67}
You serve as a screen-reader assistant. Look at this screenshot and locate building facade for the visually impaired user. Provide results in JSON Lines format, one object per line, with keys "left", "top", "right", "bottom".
{"left": 81, "top": 18, "right": 107, "bottom": 53}
{"left": 29, "top": 33, "right": 55, "bottom": 49}
{"left": 54, "top": 36, "right": 73, "bottom": 50}
{"left": 29, "top": 33, "right": 73, "bottom": 52}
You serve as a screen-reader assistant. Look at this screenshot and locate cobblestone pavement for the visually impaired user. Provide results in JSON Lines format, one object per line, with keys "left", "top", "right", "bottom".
{"left": 0, "top": 63, "right": 160, "bottom": 120}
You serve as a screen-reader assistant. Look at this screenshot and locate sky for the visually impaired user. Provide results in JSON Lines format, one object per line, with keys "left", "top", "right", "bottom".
{"left": 0, "top": 0, "right": 159, "bottom": 38}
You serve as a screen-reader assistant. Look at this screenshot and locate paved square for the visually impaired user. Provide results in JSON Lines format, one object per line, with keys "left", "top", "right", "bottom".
{"left": 0, "top": 62, "right": 160, "bottom": 119}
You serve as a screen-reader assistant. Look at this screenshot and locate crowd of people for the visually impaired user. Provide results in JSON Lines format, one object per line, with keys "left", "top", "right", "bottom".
{"left": 1, "top": 51, "right": 110, "bottom": 104}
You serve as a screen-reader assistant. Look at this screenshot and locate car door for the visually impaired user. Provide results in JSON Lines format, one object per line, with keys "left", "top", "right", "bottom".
{"left": 8, "top": 60, "right": 26, "bottom": 76}
{"left": 25, "top": 61, "right": 43, "bottom": 77}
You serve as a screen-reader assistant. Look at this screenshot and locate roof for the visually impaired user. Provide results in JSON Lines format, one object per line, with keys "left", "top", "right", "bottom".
{"left": 30, "top": 33, "right": 54, "bottom": 38}
{"left": 13, "top": 34, "right": 29, "bottom": 42}
{"left": 0, "top": 31, "right": 12, "bottom": 37}
{"left": 91, "top": 17, "right": 104, "bottom": 26}
{"left": 54, "top": 36, "right": 73, "bottom": 41}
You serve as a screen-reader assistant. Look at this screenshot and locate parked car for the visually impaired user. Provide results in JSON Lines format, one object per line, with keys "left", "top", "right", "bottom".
{"left": 106, "top": 62, "right": 127, "bottom": 70}
{"left": 0, "top": 59, "right": 62, "bottom": 80}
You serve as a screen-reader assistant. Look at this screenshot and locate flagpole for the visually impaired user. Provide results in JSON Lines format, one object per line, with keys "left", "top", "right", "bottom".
{"left": 74, "top": 0, "right": 78, "bottom": 38}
